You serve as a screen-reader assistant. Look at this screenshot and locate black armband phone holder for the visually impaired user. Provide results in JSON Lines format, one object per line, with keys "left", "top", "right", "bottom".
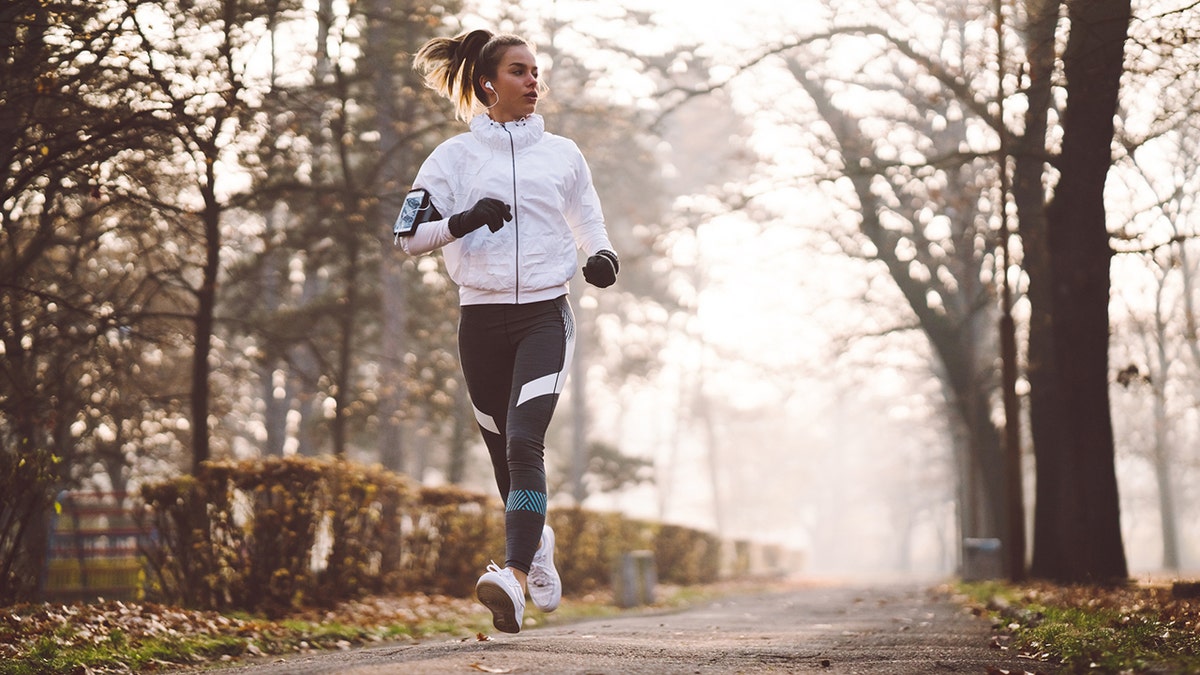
{"left": 392, "top": 188, "right": 442, "bottom": 243}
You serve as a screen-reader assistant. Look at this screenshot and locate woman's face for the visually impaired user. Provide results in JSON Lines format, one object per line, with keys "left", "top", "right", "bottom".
{"left": 483, "top": 45, "right": 539, "bottom": 123}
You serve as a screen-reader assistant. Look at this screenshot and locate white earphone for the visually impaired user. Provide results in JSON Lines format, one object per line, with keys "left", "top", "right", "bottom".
{"left": 483, "top": 81, "right": 499, "bottom": 109}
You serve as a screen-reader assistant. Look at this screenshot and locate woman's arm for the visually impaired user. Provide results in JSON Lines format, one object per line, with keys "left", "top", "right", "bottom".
{"left": 564, "top": 147, "right": 615, "bottom": 257}
{"left": 398, "top": 215, "right": 455, "bottom": 255}
{"left": 398, "top": 149, "right": 458, "bottom": 255}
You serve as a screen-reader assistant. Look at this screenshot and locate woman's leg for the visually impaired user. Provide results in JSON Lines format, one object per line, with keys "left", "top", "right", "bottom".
{"left": 459, "top": 298, "right": 574, "bottom": 574}
{"left": 501, "top": 296, "right": 575, "bottom": 574}
{"left": 458, "top": 304, "right": 516, "bottom": 500}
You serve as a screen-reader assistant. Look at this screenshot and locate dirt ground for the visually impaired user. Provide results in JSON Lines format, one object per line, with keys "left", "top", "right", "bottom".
{"left": 196, "top": 580, "right": 1048, "bottom": 674}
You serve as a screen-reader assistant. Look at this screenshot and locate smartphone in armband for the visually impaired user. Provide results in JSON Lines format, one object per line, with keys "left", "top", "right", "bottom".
{"left": 393, "top": 188, "right": 442, "bottom": 243}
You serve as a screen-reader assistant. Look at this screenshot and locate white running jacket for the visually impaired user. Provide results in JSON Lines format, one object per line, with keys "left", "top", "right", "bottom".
{"left": 400, "top": 114, "right": 615, "bottom": 305}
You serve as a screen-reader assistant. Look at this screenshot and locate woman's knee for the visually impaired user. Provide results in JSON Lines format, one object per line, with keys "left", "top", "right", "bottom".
{"left": 506, "top": 433, "right": 546, "bottom": 468}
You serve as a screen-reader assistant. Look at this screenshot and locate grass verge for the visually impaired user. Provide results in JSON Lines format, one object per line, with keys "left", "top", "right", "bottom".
{"left": 957, "top": 579, "right": 1200, "bottom": 673}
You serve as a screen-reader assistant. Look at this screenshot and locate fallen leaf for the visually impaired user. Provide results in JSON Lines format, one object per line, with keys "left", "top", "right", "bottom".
{"left": 469, "top": 663, "right": 512, "bottom": 673}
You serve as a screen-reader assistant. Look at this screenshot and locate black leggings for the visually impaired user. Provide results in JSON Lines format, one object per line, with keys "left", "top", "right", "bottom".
{"left": 458, "top": 295, "right": 575, "bottom": 574}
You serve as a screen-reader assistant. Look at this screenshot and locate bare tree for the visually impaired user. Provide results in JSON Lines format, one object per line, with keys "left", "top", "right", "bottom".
{"left": 636, "top": 0, "right": 1152, "bottom": 581}
{"left": 125, "top": 0, "right": 277, "bottom": 471}
{"left": 1015, "top": 0, "right": 1131, "bottom": 583}
{"left": 1107, "top": 95, "right": 1200, "bottom": 570}
{"left": 783, "top": 50, "right": 1008, "bottom": 549}
{"left": 1, "top": 0, "right": 190, "bottom": 600}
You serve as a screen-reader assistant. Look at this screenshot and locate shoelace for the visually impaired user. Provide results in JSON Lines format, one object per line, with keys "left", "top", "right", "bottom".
{"left": 486, "top": 561, "right": 523, "bottom": 593}
{"left": 527, "top": 568, "right": 550, "bottom": 587}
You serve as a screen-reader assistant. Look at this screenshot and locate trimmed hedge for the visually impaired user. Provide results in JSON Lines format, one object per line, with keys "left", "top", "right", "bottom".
{"left": 138, "top": 456, "right": 723, "bottom": 615}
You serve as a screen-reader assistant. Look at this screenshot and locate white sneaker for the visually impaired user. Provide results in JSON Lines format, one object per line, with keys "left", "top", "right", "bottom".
{"left": 476, "top": 562, "right": 525, "bottom": 633}
{"left": 528, "top": 524, "right": 562, "bottom": 612}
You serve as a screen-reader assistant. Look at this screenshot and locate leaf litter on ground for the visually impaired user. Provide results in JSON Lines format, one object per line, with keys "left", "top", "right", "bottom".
{"left": 958, "top": 576, "right": 1200, "bottom": 673}
{"left": 0, "top": 593, "right": 487, "bottom": 674}
{"left": 14, "top": 578, "right": 1191, "bottom": 674}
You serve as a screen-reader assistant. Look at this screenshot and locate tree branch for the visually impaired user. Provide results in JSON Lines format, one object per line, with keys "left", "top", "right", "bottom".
{"left": 653, "top": 24, "right": 999, "bottom": 135}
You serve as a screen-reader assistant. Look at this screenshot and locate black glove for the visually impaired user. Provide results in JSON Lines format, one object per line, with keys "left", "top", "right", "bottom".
{"left": 448, "top": 198, "right": 512, "bottom": 238}
{"left": 582, "top": 250, "right": 619, "bottom": 288}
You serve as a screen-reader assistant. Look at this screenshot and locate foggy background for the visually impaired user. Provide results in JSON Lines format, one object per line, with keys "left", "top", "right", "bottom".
{"left": 4, "top": 0, "right": 1200, "bottom": 583}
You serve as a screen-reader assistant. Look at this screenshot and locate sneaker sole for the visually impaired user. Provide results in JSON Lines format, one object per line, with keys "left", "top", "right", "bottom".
{"left": 476, "top": 579, "right": 521, "bottom": 634}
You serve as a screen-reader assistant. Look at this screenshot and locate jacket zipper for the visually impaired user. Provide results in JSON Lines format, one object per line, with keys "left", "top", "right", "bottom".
{"left": 501, "top": 123, "right": 519, "bottom": 304}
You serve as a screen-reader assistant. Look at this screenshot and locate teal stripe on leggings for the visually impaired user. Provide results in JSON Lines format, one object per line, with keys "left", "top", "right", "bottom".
{"left": 505, "top": 489, "right": 547, "bottom": 515}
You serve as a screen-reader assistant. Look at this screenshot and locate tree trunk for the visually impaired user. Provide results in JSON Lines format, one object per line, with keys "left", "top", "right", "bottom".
{"left": 332, "top": 222, "right": 358, "bottom": 458}
{"left": 294, "top": 274, "right": 322, "bottom": 457}
{"left": 261, "top": 355, "right": 288, "bottom": 457}
{"left": 1150, "top": 276, "right": 1180, "bottom": 570}
{"left": 447, "top": 376, "right": 471, "bottom": 483}
{"left": 995, "top": 0, "right": 1026, "bottom": 581}
{"left": 1175, "top": 242, "right": 1200, "bottom": 550}
{"left": 1152, "top": 381, "right": 1179, "bottom": 570}
{"left": 191, "top": 168, "right": 221, "bottom": 473}
{"left": 260, "top": 208, "right": 288, "bottom": 457}
{"left": 1025, "top": 0, "right": 1130, "bottom": 583}
{"left": 366, "top": 0, "right": 414, "bottom": 473}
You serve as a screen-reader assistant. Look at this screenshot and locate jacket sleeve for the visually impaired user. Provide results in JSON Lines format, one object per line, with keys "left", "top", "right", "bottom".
{"left": 564, "top": 144, "right": 615, "bottom": 257}
{"left": 399, "top": 146, "right": 457, "bottom": 256}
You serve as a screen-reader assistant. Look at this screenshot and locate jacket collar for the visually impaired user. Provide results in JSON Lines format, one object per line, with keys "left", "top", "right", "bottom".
{"left": 470, "top": 113, "right": 545, "bottom": 151}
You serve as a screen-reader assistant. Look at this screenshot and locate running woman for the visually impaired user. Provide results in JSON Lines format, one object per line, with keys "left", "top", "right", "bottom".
{"left": 400, "top": 28, "right": 619, "bottom": 633}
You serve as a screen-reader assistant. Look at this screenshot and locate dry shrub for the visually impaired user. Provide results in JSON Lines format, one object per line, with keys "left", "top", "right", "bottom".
{"left": 405, "top": 485, "right": 502, "bottom": 597}
{"left": 319, "top": 461, "right": 413, "bottom": 600}
{"left": 0, "top": 447, "right": 63, "bottom": 606}
{"left": 138, "top": 471, "right": 244, "bottom": 610}
{"left": 139, "top": 458, "right": 723, "bottom": 613}
{"left": 552, "top": 508, "right": 655, "bottom": 593}
{"left": 654, "top": 524, "right": 721, "bottom": 585}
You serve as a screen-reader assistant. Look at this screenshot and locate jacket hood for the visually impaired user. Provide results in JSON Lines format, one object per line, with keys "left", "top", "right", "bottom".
{"left": 469, "top": 113, "right": 545, "bottom": 151}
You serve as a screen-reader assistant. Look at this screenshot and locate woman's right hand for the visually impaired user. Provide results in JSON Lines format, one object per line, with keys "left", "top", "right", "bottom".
{"left": 449, "top": 198, "right": 512, "bottom": 238}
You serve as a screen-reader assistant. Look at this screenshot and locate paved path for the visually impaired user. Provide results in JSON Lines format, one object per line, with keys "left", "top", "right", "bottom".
{"left": 203, "top": 581, "right": 1049, "bottom": 674}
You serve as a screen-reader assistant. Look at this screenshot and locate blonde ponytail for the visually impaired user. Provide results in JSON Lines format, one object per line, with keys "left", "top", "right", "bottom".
{"left": 413, "top": 29, "right": 531, "bottom": 122}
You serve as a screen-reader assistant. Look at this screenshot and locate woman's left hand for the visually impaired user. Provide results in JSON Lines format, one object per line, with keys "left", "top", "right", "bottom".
{"left": 582, "top": 250, "right": 619, "bottom": 288}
